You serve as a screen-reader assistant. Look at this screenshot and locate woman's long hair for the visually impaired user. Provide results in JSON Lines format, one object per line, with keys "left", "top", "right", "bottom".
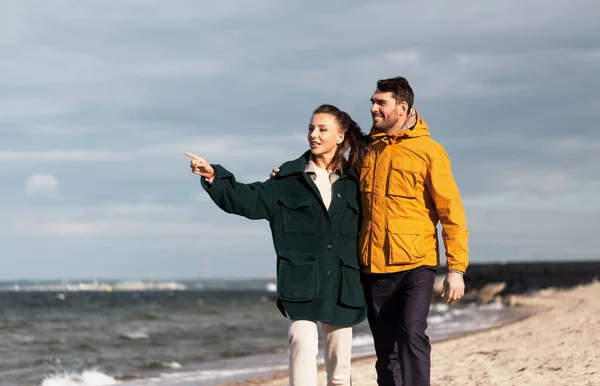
{"left": 312, "top": 104, "right": 371, "bottom": 174}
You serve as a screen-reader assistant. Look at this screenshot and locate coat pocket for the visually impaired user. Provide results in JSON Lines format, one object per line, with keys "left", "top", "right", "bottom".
{"left": 387, "top": 219, "right": 426, "bottom": 265}
{"left": 278, "top": 197, "right": 315, "bottom": 234}
{"left": 340, "top": 200, "right": 360, "bottom": 238}
{"left": 277, "top": 251, "right": 318, "bottom": 302}
{"left": 387, "top": 167, "right": 417, "bottom": 199}
{"left": 338, "top": 254, "right": 366, "bottom": 308}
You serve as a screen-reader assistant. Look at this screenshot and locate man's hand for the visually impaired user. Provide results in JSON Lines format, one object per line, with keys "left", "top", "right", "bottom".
{"left": 267, "top": 167, "right": 280, "bottom": 180}
{"left": 185, "top": 152, "right": 215, "bottom": 179}
{"left": 441, "top": 271, "right": 465, "bottom": 304}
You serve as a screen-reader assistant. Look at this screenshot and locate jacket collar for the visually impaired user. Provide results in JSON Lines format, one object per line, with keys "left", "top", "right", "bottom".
{"left": 277, "top": 150, "right": 358, "bottom": 182}
{"left": 304, "top": 154, "right": 340, "bottom": 184}
{"left": 277, "top": 150, "right": 312, "bottom": 177}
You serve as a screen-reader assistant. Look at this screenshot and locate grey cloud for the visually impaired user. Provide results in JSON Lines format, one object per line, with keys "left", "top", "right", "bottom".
{"left": 0, "top": 132, "right": 305, "bottom": 163}
{"left": 466, "top": 206, "right": 599, "bottom": 262}
{"left": 0, "top": 201, "right": 275, "bottom": 279}
{"left": 0, "top": 0, "right": 598, "bottom": 279}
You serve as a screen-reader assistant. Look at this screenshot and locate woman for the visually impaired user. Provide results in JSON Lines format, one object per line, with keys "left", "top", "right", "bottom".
{"left": 185, "top": 104, "right": 369, "bottom": 386}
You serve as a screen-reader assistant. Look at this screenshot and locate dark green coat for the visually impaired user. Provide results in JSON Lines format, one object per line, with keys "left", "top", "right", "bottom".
{"left": 201, "top": 151, "right": 367, "bottom": 327}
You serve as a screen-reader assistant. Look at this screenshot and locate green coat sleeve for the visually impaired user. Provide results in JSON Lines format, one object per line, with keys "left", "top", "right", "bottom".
{"left": 201, "top": 164, "right": 275, "bottom": 221}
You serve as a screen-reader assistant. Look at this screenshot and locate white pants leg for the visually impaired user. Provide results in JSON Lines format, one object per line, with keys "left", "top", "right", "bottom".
{"left": 288, "top": 319, "right": 319, "bottom": 386}
{"left": 322, "top": 323, "right": 353, "bottom": 386}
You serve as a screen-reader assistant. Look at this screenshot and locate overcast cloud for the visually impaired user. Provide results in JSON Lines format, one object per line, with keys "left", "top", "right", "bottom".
{"left": 1, "top": 0, "right": 598, "bottom": 280}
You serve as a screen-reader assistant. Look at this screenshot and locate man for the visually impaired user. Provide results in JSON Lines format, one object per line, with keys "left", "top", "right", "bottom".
{"left": 361, "top": 76, "right": 468, "bottom": 386}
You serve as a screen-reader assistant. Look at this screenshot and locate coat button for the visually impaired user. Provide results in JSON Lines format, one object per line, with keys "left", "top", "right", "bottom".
{"left": 327, "top": 244, "right": 332, "bottom": 249}
{"left": 327, "top": 270, "right": 332, "bottom": 276}
{"left": 336, "top": 193, "right": 342, "bottom": 198}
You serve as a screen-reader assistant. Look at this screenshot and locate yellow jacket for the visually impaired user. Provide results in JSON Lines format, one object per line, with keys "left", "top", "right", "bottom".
{"left": 359, "top": 110, "right": 469, "bottom": 274}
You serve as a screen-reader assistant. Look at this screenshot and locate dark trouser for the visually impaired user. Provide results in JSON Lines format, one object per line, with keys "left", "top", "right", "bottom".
{"left": 362, "top": 266, "right": 436, "bottom": 386}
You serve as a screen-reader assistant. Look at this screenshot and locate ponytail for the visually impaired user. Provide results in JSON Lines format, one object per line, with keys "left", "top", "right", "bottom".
{"left": 346, "top": 118, "right": 372, "bottom": 172}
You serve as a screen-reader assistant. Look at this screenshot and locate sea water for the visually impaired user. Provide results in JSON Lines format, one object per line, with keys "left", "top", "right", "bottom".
{"left": 0, "top": 279, "right": 518, "bottom": 386}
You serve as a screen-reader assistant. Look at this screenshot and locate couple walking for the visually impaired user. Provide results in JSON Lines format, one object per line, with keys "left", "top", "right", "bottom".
{"left": 186, "top": 76, "right": 469, "bottom": 386}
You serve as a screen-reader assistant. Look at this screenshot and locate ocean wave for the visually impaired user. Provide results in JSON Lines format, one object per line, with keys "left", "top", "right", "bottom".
{"left": 13, "top": 334, "right": 36, "bottom": 343}
{"left": 126, "top": 312, "right": 161, "bottom": 321}
{"left": 8, "top": 334, "right": 65, "bottom": 347}
{"left": 40, "top": 370, "right": 119, "bottom": 386}
{"left": 157, "top": 365, "right": 289, "bottom": 382}
{"left": 0, "top": 320, "right": 33, "bottom": 330}
{"left": 138, "top": 360, "right": 183, "bottom": 370}
{"left": 119, "top": 331, "right": 149, "bottom": 340}
{"left": 163, "top": 362, "right": 182, "bottom": 369}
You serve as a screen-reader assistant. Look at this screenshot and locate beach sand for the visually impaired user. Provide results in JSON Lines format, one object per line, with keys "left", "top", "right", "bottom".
{"left": 222, "top": 281, "right": 600, "bottom": 385}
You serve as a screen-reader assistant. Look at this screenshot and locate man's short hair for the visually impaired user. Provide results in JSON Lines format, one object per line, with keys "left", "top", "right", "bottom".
{"left": 376, "top": 77, "right": 414, "bottom": 112}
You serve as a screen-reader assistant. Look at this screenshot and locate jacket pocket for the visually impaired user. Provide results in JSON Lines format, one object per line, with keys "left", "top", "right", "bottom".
{"left": 340, "top": 200, "right": 360, "bottom": 238}
{"left": 387, "top": 167, "right": 417, "bottom": 199}
{"left": 387, "top": 219, "right": 426, "bottom": 264}
{"left": 338, "top": 254, "right": 366, "bottom": 308}
{"left": 277, "top": 251, "right": 318, "bottom": 302}
{"left": 278, "top": 197, "right": 315, "bottom": 234}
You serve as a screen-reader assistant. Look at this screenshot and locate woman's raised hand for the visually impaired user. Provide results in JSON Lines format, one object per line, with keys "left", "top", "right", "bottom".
{"left": 185, "top": 152, "right": 215, "bottom": 179}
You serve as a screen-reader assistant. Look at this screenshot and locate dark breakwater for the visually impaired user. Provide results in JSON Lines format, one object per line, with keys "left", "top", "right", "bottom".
{"left": 453, "top": 260, "right": 600, "bottom": 295}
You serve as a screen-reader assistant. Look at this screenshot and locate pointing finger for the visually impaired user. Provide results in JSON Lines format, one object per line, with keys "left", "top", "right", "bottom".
{"left": 185, "top": 152, "right": 201, "bottom": 160}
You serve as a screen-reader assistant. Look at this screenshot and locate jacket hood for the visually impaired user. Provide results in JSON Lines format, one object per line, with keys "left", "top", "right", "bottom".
{"left": 277, "top": 150, "right": 358, "bottom": 180}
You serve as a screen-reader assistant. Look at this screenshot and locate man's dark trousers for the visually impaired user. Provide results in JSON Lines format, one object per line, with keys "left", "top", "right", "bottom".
{"left": 362, "top": 266, "right": 436, "bottom": 386}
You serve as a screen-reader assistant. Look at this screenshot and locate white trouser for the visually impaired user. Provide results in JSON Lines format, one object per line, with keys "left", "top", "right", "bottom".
{"left": 287, "top": 318, "right": 353, "bottom": 386}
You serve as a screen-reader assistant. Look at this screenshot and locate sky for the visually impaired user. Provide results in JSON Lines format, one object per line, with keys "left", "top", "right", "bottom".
{"left": 1, "top": 0, "right": 599, "bottom": 280}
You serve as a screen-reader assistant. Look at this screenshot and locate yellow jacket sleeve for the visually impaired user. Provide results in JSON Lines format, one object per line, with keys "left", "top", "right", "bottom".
{"left": 426, "top": 147, "right": 469, "bottom": 272}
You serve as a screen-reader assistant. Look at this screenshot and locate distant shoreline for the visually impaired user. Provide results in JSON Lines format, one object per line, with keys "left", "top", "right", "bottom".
{"left": 2, "top": 258, "right": 599, "bottom": 285}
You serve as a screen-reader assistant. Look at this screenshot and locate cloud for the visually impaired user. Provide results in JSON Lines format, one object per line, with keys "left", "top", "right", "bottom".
{"left": 138, "top": 59, "right": 234, "bottom": 78}
{"left": 20, "top": 219, "right": 257, "bottom": 238}
{"left": 465, "top": 206, "right": 599, "bottom": 262}
{"left": 24, "top": 173, "right": 59, "bottom": 196}
{"left": 8, "top": 202, "right": 267, "bottom": 237}
{"left": 4, "top": 150, "right": 124, "bottom": 163}
{"left": 0, "top": 201, "right": 276, "bottom": 279}
{"left": 0, "top": 133, "right": 306, "bottom": 164}
{"left": 0, "top": 0, "right": 599, "bottom": 279}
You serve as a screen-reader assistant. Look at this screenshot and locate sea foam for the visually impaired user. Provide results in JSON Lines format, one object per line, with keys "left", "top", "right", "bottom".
{"left": 40, "top": 370, "right": 119, "bottom": 386}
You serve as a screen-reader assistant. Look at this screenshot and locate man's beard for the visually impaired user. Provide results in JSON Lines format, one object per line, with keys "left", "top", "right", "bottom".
{"left": 371, "top": 114, "right": 399, "bottom": 133}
